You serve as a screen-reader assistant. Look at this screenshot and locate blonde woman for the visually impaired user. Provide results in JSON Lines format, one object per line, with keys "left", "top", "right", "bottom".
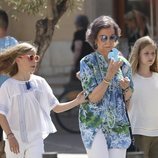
{"left": 129, "top": 36, "right": 158, "bottom": 158}
{"left": 0, "top": 43, "right": 86, "bottom": 158}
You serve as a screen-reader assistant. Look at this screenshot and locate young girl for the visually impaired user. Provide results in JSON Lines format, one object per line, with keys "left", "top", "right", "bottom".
{"left": 129, "top": 36, "right": 158, "bottom": 158}
{"left": 0, "top": 42, "right": 86, "bottom": 158}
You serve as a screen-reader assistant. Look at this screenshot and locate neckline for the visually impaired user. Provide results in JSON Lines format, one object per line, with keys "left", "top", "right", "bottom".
{"left": 11, "top": 74, "right": 33, "bottom": 83}
{"left": 136, "top": 72, "right": 154, "bottom": 79}
{"left": 11, "top": 76, "right": 33, "bottom": 90}
{"left": 96, "top": 51, "right": 109, "bottom": 63}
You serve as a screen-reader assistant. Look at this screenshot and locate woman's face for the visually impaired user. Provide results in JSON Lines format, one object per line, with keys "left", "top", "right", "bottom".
{"left": 95, "top": 27, "right": 117, "bottom": 57}
{"left": 139, "top": 44, "right": 156, "bottom": 68}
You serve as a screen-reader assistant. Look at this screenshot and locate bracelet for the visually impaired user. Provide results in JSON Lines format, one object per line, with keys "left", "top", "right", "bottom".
{"left": 123, "top": 86, "right": 130, "bottom": 94}
{"left": 6, "top": 132, "right": 14, "bottom": 139}
{"left": 103, "top": 78, "right": 110, "bottom": 85}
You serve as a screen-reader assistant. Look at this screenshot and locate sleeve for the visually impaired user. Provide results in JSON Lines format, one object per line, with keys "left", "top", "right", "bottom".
{"left": 9, "top": 37, "right": 18, "bottom": 46}
{"left": 0, "top": 85, "right": 10, "bottom": 116}
{"left": 41, "top": 78, "right": 59, "bottom": 110}
{"left": 80, "top": 57, "right": 98, "bottom": 98}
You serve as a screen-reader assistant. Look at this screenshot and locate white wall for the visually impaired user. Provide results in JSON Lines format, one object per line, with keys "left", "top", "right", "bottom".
{"left": 38, "top": 41, "right": 73, "bottom": 76}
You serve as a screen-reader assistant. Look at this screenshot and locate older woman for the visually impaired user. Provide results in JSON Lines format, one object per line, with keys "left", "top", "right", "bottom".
{"left": 79, "top": 15, "right": 133, "bottom": 158}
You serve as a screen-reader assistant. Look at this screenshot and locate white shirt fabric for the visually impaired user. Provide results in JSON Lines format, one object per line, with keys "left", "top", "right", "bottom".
{"left": 0, "top": 74, "right": 59, "bottom": 143}
{"left": 129, "top": 72, "right": 158, "bottom": 136}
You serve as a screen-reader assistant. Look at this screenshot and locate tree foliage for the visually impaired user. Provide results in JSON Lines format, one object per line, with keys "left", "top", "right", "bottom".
{"left": 4, "top": 0, "right": 84, "bottom": 17}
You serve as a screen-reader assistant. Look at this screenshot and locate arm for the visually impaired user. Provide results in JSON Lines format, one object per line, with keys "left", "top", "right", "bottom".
{"left": 0, "top": 114, "right": 19, "bottom": 154}
{"left": 40, "top": 78, "right": 86, "bottom": 113}
{"left": 88, "top": 79, "right": 110, "bottom": 103}
{"left": 88, "top": 60, "right": 123, "bottom": 103}
{"left": 0, "top": 114, "right": 13, "bottom": 137}
{"left": 120, "top": 77, "right": 133, "bottom": 101}
{"left": 119, "top": 63, "right": 134, "bottom": 109}
{"left": 53, "top": 91, "right": 86, "bottom": 113}
{"left": 0, "top": 86, "right": 19, "bottom": 154}
{"left": 122, "top": 84, "right": 133, "bottom": 110}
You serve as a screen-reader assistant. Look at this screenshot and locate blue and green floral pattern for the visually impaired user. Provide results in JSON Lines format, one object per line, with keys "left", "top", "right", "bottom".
{"left": 79, "top": 52, "right": 133, "bottom": 149}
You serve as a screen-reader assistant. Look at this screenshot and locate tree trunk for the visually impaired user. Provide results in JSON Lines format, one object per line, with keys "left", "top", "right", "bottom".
{"left": 34, "top": 0, "right": 68, "bottom": 71}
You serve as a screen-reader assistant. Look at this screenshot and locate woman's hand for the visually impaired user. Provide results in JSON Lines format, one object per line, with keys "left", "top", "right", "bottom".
{"left": 88, "top": 60, "right": 122, "bottom": 103}
{"left": 119, "top": 77, "right": 130, "bottom": 90}
{"left": 105, "top": 60, "right": 123, "bottom": 81}
{"left": 8, "top": 135, "right": 20, "bottom": 154}
{"left": 120, "top": 77, "right": 132, "bottom": 107}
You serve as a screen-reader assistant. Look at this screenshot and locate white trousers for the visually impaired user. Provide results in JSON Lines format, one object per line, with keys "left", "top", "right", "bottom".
{"left": 86, "top": 130, "right": 126, "bottom": 158}
{"left": 5, "top": 137, "right": 44, "bottom": 158}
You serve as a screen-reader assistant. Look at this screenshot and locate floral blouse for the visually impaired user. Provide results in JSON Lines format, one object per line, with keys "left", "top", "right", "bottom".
{"left": 79, "top": 52, "right": 134, "bottom": 149}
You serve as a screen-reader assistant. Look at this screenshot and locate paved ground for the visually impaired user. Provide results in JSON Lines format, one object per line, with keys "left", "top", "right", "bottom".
{"left": 44, "top": 132, "right": 86, "bottom": 154}
{"left": 43, "top": 153, "right": 87, "bottom": 158}
{"left": 44, "top": 113, "right": 87, "bottom": 158}
{"left": 58, "top": 154, "right": 87, "bottom": 158}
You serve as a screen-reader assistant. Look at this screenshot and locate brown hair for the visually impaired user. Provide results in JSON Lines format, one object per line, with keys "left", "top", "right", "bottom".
{"left": 0, "top": 42, "right": 37, "bottom": 76}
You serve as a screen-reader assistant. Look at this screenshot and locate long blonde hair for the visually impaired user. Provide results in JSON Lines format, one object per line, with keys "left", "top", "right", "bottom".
{"left": 129, "top": 36, "right": 158, "bottom": 75}
{"left": 0, "top": 42, "right": 37, "bottom": 76}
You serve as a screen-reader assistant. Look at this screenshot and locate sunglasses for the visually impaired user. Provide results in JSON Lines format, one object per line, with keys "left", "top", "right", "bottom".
{"left": 99, "top": 35, "right": 118, "bottom": 42}
{"left": 20, "top": 54, "right": 40, "bottom": 62}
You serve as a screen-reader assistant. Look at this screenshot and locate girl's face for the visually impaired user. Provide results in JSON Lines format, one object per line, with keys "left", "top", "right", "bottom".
{"left": 16, "top": 51, "right": 40, "bottom": 73}
{"left": 95, "top": 27, "right": 117, "bottom": 57}
{"left": 139, "top": 44, "right": 156, "bottom": 67}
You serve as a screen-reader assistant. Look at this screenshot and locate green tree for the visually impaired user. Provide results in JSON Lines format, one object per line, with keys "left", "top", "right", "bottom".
{"left": 1, "top": 0, "right": 84, "bottom": 67}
